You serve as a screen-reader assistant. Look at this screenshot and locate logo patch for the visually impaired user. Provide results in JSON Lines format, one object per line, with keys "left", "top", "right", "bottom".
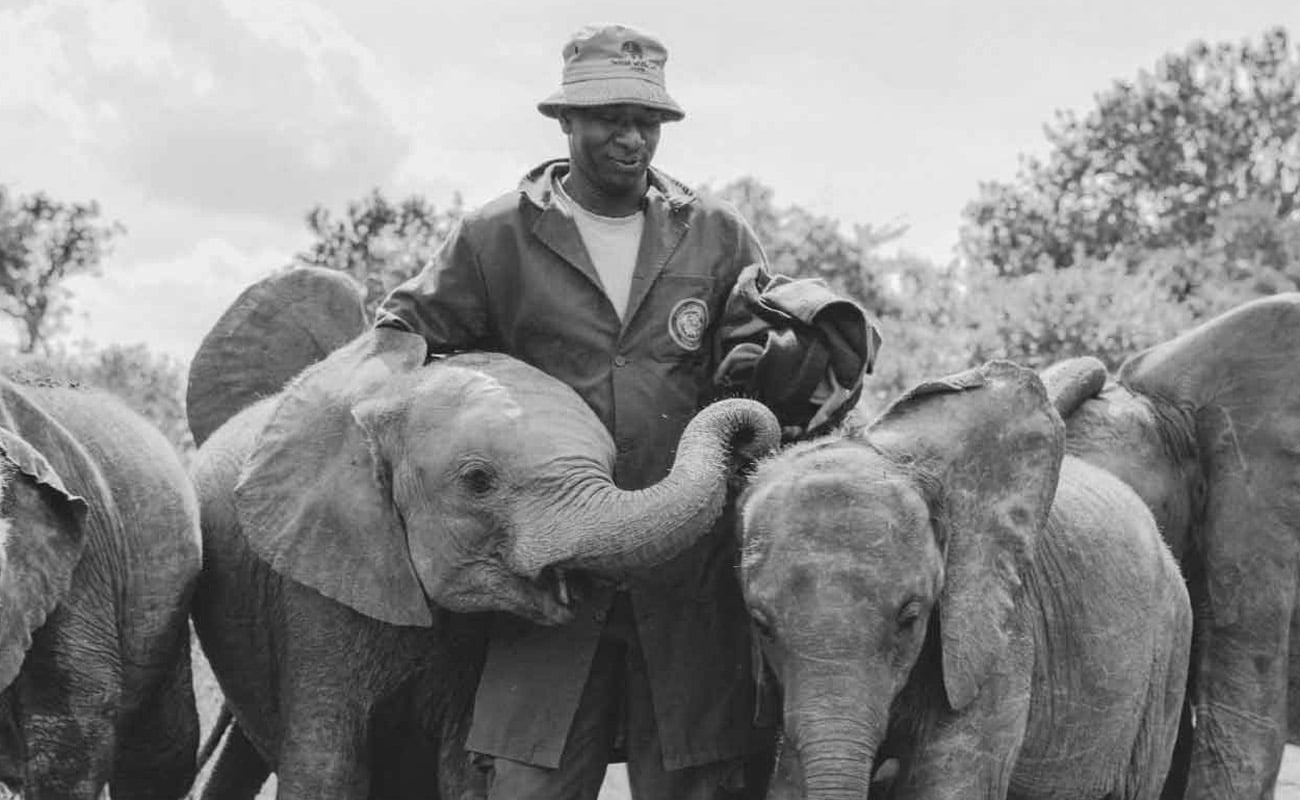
{"left": 610, "top": 39, "right": 657, "bottom": 73}
{"left": 668, "top": 298, "right": 708, "bottom": 351}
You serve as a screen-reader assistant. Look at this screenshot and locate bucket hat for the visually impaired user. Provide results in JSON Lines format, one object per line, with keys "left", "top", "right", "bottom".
{"left": 537, "top": 23, "right": 685, "bottom": 121}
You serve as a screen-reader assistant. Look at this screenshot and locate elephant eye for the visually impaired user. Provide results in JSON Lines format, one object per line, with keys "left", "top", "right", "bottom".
{"left": 896, "top": 598, "right": 924, "bottom": 632}
{"left": 458, "top": 463, "right": 498, "bottom": 496}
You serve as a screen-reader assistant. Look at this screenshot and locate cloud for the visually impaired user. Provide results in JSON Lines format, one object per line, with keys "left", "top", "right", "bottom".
{"left": 59, "top": 236, "right": 297, "bottom": 359}
{"left": 2, "top": 0, "right": 411, "bottom": 225}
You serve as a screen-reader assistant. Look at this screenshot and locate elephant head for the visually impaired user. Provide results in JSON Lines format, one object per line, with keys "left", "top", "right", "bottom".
{"left": 191, "top": 268, "right": 782, "bottom": 629}
{"left": 1044, "top": 292, "right": 1300, "bottom": 796}
{"left": 0, "top": 383, "right": 91, "bottom": 690}
{"left": 739, "top": 361, "right": 1063, "bottom": 799}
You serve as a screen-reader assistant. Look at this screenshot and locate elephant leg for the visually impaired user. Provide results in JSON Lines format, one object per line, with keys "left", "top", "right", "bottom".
{"left": 110, "top": 633, "right": 200, "bottom": 800}
{"left": 17, "top": 612, "right": 121, "bottom": 800}
{"left": 275, "top": 689, "right": 371, "bottom": 799}
{"left": 273, "top": 585, "right": 387, "bottom": 799}
{"left": 1185, "top": 557, "right": 1295, "bottom": 799}
{"left": 898, "top": 639, "right": 1032, "bottom": 800}
{"left": 199, "top": 722, "right": 272, "bottom": 800}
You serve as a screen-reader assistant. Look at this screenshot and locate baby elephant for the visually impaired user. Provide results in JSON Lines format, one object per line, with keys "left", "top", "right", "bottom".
{"left": 739, "top": 361, "right": 1191, "bottom": 800}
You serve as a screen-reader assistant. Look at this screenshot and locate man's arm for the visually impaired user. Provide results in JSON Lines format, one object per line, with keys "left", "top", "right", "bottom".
{"left": 374, "top": 219, "right": 493, "bottom": 355}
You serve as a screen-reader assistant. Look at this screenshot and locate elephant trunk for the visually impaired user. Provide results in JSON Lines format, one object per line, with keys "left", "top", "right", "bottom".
{"left": 798, "top": 730, "right": 880, "bottom": 800}
{"left": 507, "top": 398, "right": 780, "bottom": 576}
{"left": 785, "top": 671, "right": 888, "bottom": 800}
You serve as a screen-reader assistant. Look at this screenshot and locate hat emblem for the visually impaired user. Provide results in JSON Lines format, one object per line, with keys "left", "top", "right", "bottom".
{"left": 668, "top": 298, "right": 708, "bottom": 351}
{"left": 612, "top": 38, "right": 656, "bottom": 73}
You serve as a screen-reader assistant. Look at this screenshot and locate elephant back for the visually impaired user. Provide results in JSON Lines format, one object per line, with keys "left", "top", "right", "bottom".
{"left": 186, "top": 267, "right": 368, "bottom": 447}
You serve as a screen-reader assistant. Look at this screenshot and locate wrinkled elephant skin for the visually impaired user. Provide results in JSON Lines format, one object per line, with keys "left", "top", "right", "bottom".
{"left": 0, "top": 378, "right": 202, "bottom": 799}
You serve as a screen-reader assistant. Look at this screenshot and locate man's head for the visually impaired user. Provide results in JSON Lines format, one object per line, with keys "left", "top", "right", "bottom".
{"left": 539, "top": 24, "right": 683, "bottom": 215}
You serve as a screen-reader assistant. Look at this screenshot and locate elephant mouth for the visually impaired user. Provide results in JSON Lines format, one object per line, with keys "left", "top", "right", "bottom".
{"left": 539, "top": 566, "right": 574, "bottom": 607}
{"left": 523, "top": 567, "right": 611, "bottom": 626}
{"left": 520, "top": 566, "right": 579, "bottom": 626}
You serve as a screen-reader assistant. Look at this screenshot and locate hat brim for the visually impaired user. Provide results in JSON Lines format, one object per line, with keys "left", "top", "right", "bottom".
{"left": 538, "top": 78, "right": 685, "bottom": 121}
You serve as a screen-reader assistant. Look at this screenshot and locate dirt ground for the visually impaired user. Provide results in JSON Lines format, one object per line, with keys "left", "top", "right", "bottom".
{"left": 602, "top": 753, "right": 1298, "bottom": 798}
{"left": 1278, "top": 747, "right": 1300, "bottom": 799}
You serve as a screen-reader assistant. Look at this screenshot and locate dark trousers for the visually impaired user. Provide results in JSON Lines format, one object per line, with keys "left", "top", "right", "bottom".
{"left": 480, "top": 594, "right": 748, "bottom": 800}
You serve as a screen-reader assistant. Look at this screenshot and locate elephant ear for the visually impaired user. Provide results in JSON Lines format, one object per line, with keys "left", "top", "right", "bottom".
{"left": 1040, "top": 356, "right": 1108, "bottom": 420}
{"left": 869, "top": 360, "right": 1064, "bottom": 710}
{"left": 233, "top": 328, "right": 434, "bottom": 626}
{"left": 0, "top": 428, "right": 89, "bottom": 689}
{"left": 1119, "top": 293, "right": 1300, "bottom": 623}
{"left": 187, "top": 267, "right": 369, "bottom": 447}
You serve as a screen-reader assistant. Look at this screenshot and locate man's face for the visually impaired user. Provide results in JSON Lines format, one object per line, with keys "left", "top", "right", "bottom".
{"left": 560, "top": 104, "right": 664, "bottom": 202}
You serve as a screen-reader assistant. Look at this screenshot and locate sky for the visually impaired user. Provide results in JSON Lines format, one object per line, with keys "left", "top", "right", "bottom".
{"left": 3, "top": 0, "right": 1299, "bottom": 360}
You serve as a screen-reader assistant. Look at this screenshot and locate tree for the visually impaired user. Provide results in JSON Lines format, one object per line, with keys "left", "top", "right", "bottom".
{"left": 0, "top": 187, "right": 123, "bottom": 353}
{"left": 710, "top": 177, "right": 909, "bottom": 313}
{"left": 962, "top": 27, "right": 1300, "bottom": 275}
{"left": 294, "top": 189, "right": 464, "bottom": 313}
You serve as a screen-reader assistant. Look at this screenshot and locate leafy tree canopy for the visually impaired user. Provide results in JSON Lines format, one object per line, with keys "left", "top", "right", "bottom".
{"left": 0, "top": 187, "right": 123, "bottom": 353}
{"left": 294, "top": 189, "right": 464, "bottom": 313}
{"left": 709, "top": 177, "right": 912, "bottom": 315}
{"left": 962, "top": 26, "right": 1300, "bottom": 276}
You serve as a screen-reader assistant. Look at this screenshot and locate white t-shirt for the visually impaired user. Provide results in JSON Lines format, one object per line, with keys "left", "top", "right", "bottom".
{"left": 554, "top": 177, "right": 644, "bottom": 320}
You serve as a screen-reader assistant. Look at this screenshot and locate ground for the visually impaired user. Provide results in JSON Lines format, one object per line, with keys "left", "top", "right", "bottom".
{"left": 191, "top": 640, "right": 1300, "bottom": 798}
{"left": 1284, "top": 754, "right": 1300, "bottom": 799}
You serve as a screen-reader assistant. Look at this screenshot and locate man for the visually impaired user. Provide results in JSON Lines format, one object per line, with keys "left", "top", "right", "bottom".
{"left": 376, "top": 22, "right": 879, "bottom": 799}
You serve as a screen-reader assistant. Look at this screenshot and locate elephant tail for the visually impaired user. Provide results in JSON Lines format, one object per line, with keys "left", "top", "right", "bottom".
{"left": 186, "top": 703, "right": 273, "bottom": 799}
{"left": 186, "top": 267, "right": 369, "bottom": 447}
{"left": 195, "top": 702, "right": 235, "bottom": 776}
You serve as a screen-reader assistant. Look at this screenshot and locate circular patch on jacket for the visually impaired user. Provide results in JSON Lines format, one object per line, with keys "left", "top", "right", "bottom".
{"left": 668, "top": 298, "right": 708, "bottom": 351}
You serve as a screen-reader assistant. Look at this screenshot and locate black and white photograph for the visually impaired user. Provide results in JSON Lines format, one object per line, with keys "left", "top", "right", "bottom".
{"left": 3, "top": 1, "right": 1300, "bottom": 797}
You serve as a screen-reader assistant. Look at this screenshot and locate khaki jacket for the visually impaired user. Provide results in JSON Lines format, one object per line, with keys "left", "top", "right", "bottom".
{"left": 377, "top": 159, "right": 859, "bottom": 769}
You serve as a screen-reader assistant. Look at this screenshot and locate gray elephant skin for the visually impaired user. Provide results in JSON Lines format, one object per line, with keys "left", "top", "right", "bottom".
{"left": 1046, "top": 292, "right": 1300, "bottom": 800}
{"left": 739, "top": 361, "right": 1191, "bottom": 799}
{"left": 186, "top": 268, "right": 781, "bottom": 798}
{"left": 0, "top": 376, "right": 202, "bottom": 798}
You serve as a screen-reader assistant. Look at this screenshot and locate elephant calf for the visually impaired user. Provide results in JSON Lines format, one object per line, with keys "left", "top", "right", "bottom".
{"left": 185, "top": 268, "right": 781, "bottom": 798}
{"left": 739, "top": 361, "right": 1191, "bottom": 799}
{"left": 0, "top": 376, "right": 202, "bottom": 799}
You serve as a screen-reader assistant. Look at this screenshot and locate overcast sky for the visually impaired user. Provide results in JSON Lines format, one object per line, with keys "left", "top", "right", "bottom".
{"left": 4, "top": 0, "right": 1298, "bottom": 359}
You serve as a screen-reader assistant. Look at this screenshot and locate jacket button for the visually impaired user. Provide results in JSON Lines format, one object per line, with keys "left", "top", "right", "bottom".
{"left": 613, "top": 355, "right": 628, "bottom": 367}
{"left": 593, "top": 609, "right": 607, "bottom": 623}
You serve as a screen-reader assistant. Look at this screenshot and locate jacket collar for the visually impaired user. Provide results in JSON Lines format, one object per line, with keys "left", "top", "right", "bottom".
{"left": 522, "top": 158, "right": 692, "bottom": 329}
{"left": 518, "top": 158, "right": 696, "bottom": 214}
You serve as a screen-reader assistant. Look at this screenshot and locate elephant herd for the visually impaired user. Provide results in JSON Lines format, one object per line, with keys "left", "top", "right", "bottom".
{"left": 0, "top": 265, "right": 1295, "bottom": 800}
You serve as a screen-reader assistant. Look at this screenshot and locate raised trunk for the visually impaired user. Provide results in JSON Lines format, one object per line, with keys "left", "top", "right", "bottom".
{"left": 506, "top": 397, "right": 780, "bottom": 575}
